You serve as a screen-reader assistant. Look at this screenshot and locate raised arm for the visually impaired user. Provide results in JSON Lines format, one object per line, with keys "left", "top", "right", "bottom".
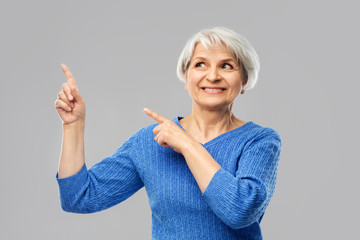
{"left": 55, "top": 64, "right": 144, "bottom": 213}
{"left": 55, "top": 63, "right": 86, "bottom": 178}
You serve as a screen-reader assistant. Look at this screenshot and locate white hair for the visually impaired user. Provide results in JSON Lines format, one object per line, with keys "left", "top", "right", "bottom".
{"left": 176, "top": 27, "right": 260, "bottom": 92}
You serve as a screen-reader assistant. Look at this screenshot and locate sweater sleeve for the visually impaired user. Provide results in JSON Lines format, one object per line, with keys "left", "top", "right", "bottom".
{"left": 56, "top": 133, "right": 144, "bottom": 214}
{"left": 202, "top": 129, "right": 282, "bottom": 229}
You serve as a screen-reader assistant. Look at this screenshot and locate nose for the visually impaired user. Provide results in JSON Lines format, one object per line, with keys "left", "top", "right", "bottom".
{"left": 206, "top": 67, "right": 221, "bottom": 82}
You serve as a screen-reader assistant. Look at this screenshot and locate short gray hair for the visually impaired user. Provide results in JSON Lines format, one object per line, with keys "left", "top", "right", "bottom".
{"left": 176, "top": 27, "right": 260, "bottom": 92}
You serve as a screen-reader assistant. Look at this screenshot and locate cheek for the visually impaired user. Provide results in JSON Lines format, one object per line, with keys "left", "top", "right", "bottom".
{"left": 185, "top": 72, "right": 200, "bottom": 89}
{"left": 187, "top": 71, "right": 205, "bottom": 82}
{"left": 185, "top": 77, "right": 196, "bottom": 93}
{"left": 185, "top": 80, "right": 194, "bottom": 92}
{"left": 228, "top": 76, "right": 243, "bottom": 93}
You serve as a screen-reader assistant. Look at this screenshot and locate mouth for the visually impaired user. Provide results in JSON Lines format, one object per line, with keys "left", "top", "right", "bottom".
{"left": 201, "top": 87, "right": 226, "bottom": 94}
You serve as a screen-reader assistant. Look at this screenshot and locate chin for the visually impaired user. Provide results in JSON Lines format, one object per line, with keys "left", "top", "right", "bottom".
{"left": 196, "top": 102, "right": 232, "bottom": 111}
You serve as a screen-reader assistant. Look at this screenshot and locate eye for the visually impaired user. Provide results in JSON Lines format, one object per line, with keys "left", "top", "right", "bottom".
{"left": 221, "top": 63, "right": 233, "bottom": 69}
{"left": 195, "top": 62, "right": 205, "bottom": 68}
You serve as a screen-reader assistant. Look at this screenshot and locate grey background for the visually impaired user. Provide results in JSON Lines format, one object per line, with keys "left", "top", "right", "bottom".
{"left": 0, "top": 0, "right": 359, "bottom": 239}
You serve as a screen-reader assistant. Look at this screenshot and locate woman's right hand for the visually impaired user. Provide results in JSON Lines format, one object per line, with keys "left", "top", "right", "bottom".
{"left": 55, "top": 64, "right": 86, "bottom": 125}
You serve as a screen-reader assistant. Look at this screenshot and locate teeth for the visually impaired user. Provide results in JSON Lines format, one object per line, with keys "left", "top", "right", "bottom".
{"left": 203, "top": 88, "right": 223, "bottom": 92}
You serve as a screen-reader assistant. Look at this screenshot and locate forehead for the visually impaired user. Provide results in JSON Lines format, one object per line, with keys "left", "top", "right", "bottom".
{"left": 191, "top": 43, "right": 235, "bottom": 60}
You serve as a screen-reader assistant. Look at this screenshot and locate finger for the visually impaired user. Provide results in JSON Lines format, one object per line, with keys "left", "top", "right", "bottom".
{"left": 62, "top": 82, "right": 84, "bottom": 104}
{"left": 55, "top": 98, "right": 72, "bottom": 112}
{"left": 152, "top": 124, "right": 162, "bottom": 135}
{"left": 158, "top": 138, "right": 169, "bottom": 148}
{"left": 62, "top": 82, "right": 74, "bottom": 101}
{"left": 58, "top": 90, "right": 74, "bottom": 108}
{"left": 60, "top": 63, "right": 78, "bottom": 88}
{"left": 144, "top": 108, "right": 168, "bottom": 124}
{"left": 70, "top": 85, "right": 84, "bottom": 104}
{"left": 154, "top": 134, "right": 167, "bottom": 147}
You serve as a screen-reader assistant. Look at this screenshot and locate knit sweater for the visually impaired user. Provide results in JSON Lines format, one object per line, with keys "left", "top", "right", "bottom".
{"left": 56, "top": 116, "right": 282, "bottom": 240}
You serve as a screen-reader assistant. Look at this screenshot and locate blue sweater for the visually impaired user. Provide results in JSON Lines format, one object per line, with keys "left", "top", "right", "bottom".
{"left": 56, "top": 116, "right": 282, "bottom": 240}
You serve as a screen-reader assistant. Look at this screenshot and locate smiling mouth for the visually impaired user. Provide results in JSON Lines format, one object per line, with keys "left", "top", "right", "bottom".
{"left": 201, "top": 87, "right": 226, "bottom": 93}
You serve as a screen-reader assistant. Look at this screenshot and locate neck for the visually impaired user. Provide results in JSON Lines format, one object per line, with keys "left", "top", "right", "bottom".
{"left": 184, "top": 103, "right": 238, "bottom": 140}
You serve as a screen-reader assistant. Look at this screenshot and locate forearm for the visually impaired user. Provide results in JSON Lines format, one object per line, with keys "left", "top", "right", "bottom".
{"left": 58, "top": 120, "right": 85, "bottom": 178}
{"left": 181, "top": 140, "right": 221, "bottom": 193}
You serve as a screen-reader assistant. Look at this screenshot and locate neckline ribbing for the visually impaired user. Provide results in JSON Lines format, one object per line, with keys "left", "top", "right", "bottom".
{"left": 173, "top": 116, "right": 254, "bottom": 147}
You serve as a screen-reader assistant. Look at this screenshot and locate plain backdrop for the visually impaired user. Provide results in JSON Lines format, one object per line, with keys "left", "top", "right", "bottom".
{"left": 0, "top": 0, "right": 359, "bottom": 239}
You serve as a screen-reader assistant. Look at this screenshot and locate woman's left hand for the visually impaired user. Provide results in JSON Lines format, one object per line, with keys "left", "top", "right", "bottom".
{"left": 144, "top": 108, "right": 194, "bottom": 154}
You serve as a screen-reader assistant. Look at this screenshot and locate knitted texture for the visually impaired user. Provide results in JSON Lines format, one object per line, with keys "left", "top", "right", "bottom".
{"left": 56, "top": 116, "right": 282, "bottom": 240}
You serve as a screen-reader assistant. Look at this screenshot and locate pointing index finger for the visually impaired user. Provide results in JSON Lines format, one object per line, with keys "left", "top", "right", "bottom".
{"left": 60, "top": 63, "right": 78, "bottom": 88}
{"left": 144, "top": 108, "right": 168, "bottom": 124}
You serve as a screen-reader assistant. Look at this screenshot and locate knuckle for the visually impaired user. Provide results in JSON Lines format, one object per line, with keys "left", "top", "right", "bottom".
{"left": 71, "top": 86, "right": 76, "bottom": 91}
{"left": 54, "top": 99, "right": 62, "bottom": 107}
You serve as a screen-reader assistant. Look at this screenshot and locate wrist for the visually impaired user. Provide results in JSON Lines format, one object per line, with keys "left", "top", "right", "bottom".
{"left": 63, "top": 120, "right": 85, "bottom": 130}
{"left": 181, "top": 135, "right": 200, "bottom": 155}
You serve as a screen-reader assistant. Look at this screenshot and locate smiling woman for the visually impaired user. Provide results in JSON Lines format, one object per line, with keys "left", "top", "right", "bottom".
{"left": 177, "top": 27, "right": 260, "bottom": 92}
{"left": 55, "top": 27, "right": 282, "bottom": 240}
{"left": 185, "top": 43, "right": 245, "bottom": 115}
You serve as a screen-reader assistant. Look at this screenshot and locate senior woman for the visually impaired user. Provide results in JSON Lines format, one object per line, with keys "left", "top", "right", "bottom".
{"left": 55, "top": 27, "right": 282, "bottom": 239}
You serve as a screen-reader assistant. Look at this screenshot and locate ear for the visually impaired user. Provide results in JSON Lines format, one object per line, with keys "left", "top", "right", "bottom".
{"left": 240, "top": 76, "right": 248, "bottom": 94}
{"left": 184, "top": 75, "right": 188, "bottom": 92}
{"left": 242, "top": 76, "right": 248, "bottom": 88}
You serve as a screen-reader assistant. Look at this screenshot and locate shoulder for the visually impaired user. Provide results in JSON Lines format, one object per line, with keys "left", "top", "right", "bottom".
{"left": 129, "top": 122, "right": 158, "bottom": 142}
{"left": 114, "top": 123, "right": 158, "bottom": 155}
{"left": 254, "top": 123, "right": 280, "bottom": 140}
{"left": 127, "top": 116, "right": 180, "bottom": 143}
{"left": 242, "top": 122, "right": 282, "bottom": 149}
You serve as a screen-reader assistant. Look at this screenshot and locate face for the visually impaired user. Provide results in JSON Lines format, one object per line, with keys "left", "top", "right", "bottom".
{"left": 185, "top": 43, "right": 247, "bottom": 111}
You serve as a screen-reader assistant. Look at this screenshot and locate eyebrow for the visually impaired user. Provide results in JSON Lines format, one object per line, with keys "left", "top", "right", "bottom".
{"left": 220, "top": 58, "right": 236, "bottom": 63}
